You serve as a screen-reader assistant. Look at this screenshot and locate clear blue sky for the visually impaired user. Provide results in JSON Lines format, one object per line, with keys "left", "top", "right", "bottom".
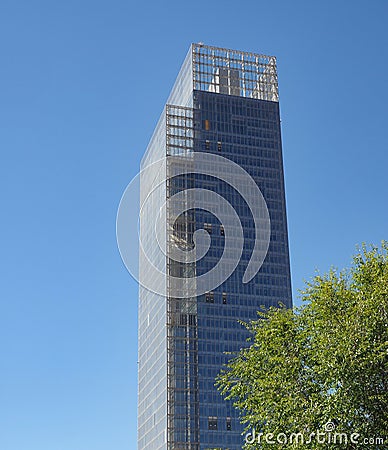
{"left": 0, "top": 1, "right": 387, "bottom": 449}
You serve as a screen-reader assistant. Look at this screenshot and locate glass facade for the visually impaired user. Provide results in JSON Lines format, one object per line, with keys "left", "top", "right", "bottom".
{"left": 138, "top": 44, "right": 292, "bottom": 450}
{"left": 138, "top": 109, "right": 168, "bottom": 450}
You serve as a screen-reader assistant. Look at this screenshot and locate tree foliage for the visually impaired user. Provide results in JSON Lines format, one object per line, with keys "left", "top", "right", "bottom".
{"left": 216, "top": 243, "right": 388, "bottom": 449}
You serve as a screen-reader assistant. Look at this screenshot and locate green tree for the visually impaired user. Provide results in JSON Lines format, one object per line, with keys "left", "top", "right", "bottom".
{"left": 216, "top": 243, "right": 388, "bottom": 449}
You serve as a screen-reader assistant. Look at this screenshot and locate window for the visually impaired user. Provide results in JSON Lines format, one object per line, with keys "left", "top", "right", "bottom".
{"left": 204, "top": 222, "right": 212, "bottom": 234}
{"left": 205, "top": 119, "right": 210, "bottom": 130}
{"left": 208, "top": 416, "right": 218, "bottom": 430}
{"left": 205, "top": 291, "right": 214, "bottom": 303}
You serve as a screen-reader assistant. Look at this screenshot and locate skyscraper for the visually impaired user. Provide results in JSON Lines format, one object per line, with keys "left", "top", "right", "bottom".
{"left": 137, "top": 43, "right": 292, "bottom": 450}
